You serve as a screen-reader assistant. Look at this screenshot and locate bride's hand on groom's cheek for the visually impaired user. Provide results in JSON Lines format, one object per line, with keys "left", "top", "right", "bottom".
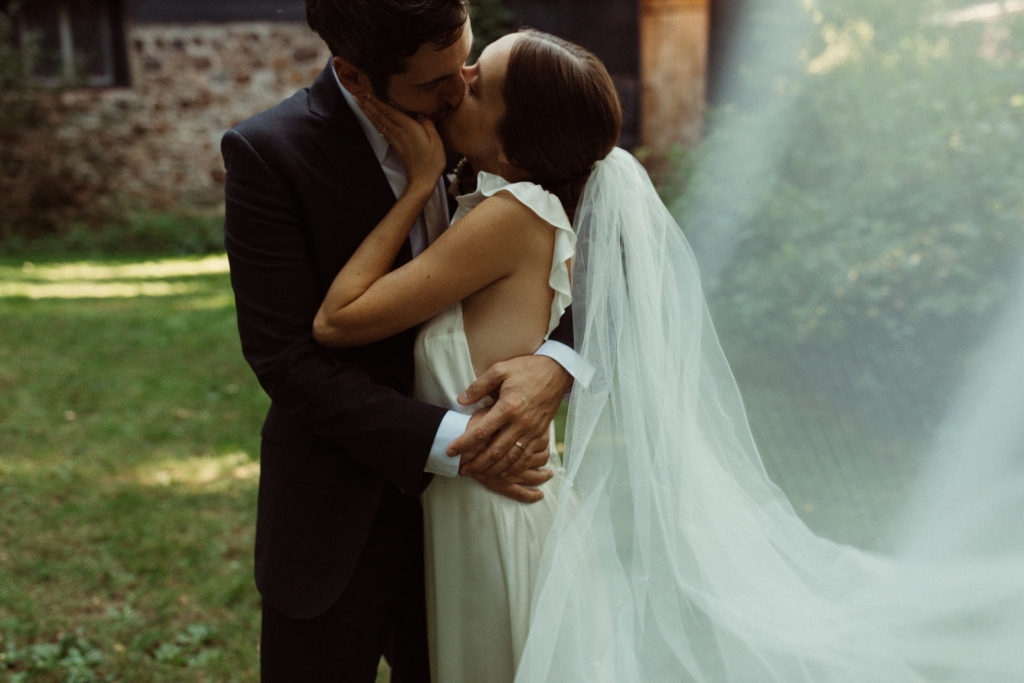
{"left": 357, "top": 92, "right": 444, "bottom": 191}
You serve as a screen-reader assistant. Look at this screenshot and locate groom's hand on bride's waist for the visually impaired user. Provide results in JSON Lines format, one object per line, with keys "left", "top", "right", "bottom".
{"left": 453, "top": 406, "right": 551, "bottom": 478}
{"left": 447, "top": 355, "right": 571, "bottom": 476}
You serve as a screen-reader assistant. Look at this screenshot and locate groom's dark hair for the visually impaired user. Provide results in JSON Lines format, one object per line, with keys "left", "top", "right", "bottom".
{"left": 306, "top": 0, "right": 470, "bottom": 96}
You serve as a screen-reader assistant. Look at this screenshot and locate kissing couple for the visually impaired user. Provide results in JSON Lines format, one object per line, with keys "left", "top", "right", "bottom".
{"left": 223, "top": 1, "right": 1024, "bottom": 681}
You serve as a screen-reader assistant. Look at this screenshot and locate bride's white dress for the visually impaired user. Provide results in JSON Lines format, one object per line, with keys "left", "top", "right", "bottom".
{"left": 413, "top": 172, "right": 576, "bottom": 683}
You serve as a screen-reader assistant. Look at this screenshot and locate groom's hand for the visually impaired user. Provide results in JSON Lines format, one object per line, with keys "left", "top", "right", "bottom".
{"left": 474, "top": 467, "right": 555, "bottom": 504}
{"left": 452, "top": 404, "right": 552, "bottom": 478}
{"left": 448, "top": 355, "right": 571, "bottom": 476}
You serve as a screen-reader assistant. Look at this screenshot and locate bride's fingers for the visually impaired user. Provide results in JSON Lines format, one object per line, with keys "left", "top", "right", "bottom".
{"left": 358, "top": 93, "right": 408, "bottom": 135}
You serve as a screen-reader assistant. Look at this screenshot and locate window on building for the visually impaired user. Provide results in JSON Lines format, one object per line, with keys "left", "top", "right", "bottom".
{"left": 11, "top": 0, "right": 127, "bottom": 87}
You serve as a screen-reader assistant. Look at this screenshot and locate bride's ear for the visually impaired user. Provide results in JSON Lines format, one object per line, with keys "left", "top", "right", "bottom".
{"left": 332, "top": 56, "right": 372, "bottom": 97}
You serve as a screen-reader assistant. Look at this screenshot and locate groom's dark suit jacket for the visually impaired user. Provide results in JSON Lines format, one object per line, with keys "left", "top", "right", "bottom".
{"left": 223, "top": 63, "right": 574, "bottom": 620}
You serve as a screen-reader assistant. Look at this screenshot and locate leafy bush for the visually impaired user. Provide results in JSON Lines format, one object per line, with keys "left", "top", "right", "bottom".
{"left": 471, "top": 0, "right": 513, "bottom": 56}
{"left": 0, "top": 209, "right": 226, "bottom": 257}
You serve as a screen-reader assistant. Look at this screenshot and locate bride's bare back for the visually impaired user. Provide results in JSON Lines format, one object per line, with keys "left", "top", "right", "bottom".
{"left": 460, "top": 192, "right": 557, "bottom": 376}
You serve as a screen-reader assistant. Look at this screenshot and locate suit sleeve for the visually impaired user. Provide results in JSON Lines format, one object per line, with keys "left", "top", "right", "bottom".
{"left": 222, "top": 128, "right": 445, "bottom": 493}
{"left": 548, "top": 305, "right": 574, "bottom": 347}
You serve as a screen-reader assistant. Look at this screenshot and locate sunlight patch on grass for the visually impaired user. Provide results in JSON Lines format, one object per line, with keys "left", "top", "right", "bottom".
{"left": 0, "top": 255, "right": 230, "bottom": 300}
{"left": 5, "top": 255, "right": 230, "bottom": 281}
{"left": 173, "top": 292, "right": 237, "bottom": 310}
{"left": 120, "top": 452, "right": 259, "bottom": 490}
{"left": 0, "top": 279, "right": 206, "bottom": 299}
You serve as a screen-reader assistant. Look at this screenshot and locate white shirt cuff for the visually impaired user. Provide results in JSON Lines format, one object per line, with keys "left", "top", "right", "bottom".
{"left": 536, "top": 340, "right": 594, "bottom": 389}
{"left": 425, "top": 410, "right": 469, "bottom": 477}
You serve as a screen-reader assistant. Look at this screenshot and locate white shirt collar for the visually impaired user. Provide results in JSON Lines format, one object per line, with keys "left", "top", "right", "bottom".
{"left": 332, "top": 65, "right": 389, "bottom": 165}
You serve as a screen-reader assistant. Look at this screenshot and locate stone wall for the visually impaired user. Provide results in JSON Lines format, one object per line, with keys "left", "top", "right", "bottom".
{"left": 4, "top": 11, "right": 709, "bottom": 228}
{"left": 117, "top": 21, "right": 329, "bottom": 206}
{"left": 3, "top": 21, "right": 330, "bottom": 228}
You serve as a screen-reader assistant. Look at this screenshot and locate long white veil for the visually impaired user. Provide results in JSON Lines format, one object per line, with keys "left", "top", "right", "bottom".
{"left": 514, "top": 3, "right": 1023, "bottom": 678}
{"left": 514, "top": 147, "right": 1024, "bottom": 681}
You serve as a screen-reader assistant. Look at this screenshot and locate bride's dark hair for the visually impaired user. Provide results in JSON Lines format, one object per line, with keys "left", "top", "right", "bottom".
{"left": 499, "top": 29, "right": 622, "bottom": 221}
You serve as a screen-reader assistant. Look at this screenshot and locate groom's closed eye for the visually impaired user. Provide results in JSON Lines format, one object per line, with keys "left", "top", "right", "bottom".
{"left": 418, "top": 73, "right": 460, "bottom": 92}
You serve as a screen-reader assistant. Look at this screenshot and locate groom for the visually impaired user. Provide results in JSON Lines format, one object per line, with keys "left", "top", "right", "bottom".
{"left": 223, "top": 0, "right": 585, "bottom": 679}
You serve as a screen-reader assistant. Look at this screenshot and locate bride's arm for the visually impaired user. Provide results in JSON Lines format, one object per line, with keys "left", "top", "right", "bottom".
{"left": 314, "top": 192, "right": 527, "bottom": 347}
{"left": 313, "top": 93, "right": 443, "bottom": 337}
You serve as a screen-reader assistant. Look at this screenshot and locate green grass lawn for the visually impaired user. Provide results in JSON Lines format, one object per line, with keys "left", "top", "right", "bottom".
{"left": 0, "top": 243, "right": 566, "bottom": 681}
{"left": 0, "top": 252, "right": 270, "bottom": 680}
{"left": 0, "top": 239, "right": 923, "bottom": 681}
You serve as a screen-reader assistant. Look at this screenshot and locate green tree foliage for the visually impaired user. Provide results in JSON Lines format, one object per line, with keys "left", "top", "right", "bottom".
{"left": 675, "top": 0, "right": 1023, "bottom": 404}
{"left": 470, "top": 0, "right": 513, "bottom": 57}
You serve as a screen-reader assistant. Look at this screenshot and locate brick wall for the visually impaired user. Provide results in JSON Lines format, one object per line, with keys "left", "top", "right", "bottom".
{"left": 120, "top": 22, "right": 328, "bottom": 205}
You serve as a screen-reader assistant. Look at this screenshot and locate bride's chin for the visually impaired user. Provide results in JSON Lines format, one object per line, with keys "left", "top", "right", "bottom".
{"left": 439, "top": 130, "right": 465, "bottom": 157}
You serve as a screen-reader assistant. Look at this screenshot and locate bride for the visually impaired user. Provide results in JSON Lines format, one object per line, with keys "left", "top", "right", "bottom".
{"left": 313, "top": 28, "right": 1024, "bottom": 683}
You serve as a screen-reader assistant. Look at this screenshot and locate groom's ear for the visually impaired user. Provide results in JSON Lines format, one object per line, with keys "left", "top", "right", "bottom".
{"left": 332, "top": 56, "right": 372, "bottom": 97}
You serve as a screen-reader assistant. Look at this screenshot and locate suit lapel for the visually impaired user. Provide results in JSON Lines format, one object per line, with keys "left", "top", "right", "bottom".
{"left": 307, "top": 64, "right": 413, "bottom": 265}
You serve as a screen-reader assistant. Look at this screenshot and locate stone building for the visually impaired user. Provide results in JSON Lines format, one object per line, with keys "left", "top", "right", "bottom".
{"left": 2, "top": 0, "right": 709, "bottom": 224}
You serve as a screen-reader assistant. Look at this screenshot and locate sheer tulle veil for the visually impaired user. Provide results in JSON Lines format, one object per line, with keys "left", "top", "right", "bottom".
{"left": 514, "top": 148, "right": 1024, "bottom": 682}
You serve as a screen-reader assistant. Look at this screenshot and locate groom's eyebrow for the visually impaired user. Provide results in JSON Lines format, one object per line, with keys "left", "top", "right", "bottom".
{"left": 417, "top": 72, "right": 455, "bottom": 87}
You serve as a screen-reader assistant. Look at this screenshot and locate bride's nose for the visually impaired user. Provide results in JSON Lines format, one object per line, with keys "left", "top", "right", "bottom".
{"left": 440, "top": 68, "right": 468, "bottom": 110}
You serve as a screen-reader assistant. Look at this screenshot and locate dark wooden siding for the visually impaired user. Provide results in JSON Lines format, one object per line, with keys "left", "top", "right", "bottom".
{"left": 503, "top": 0, "right": 640, "bottom": 148}
{"left": 708, "top": 0, "right": 741, "bottom": 105}
{"left": 129, "top": 0, "right": 306, "bottom": 23}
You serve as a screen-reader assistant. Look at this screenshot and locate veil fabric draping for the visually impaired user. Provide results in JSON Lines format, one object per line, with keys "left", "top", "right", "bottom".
{"left": 514, "top": 148, "right": 1024, "bottom": 682}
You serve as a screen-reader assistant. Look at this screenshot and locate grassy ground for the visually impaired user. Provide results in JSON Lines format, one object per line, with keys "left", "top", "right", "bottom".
{"left": 0, "top": 212, "right": 565, "bottom": 680}
{"left": 0, "top": 222, "right": 922, "bottom": 680}
{"left": 0, "top": 250, "right": 278, "bottom": 680}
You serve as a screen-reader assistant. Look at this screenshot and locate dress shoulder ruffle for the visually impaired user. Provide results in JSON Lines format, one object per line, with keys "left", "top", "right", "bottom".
{"left": 454, "top": 171, "right": 575, "bottom": 337}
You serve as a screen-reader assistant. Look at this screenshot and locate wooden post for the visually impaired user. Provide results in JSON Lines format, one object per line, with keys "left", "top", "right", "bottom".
{"left": 639, "top": 0, "right": 710, "bottom": 153}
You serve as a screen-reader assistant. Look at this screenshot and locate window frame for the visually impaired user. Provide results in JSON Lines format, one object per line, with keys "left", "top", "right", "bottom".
{"left": 13, "top": 0, "right": 128, "bottom": 89}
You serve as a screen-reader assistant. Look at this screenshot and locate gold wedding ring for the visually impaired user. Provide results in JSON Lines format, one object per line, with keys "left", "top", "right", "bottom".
{"left": 514, "top": 441, "right": 525, "bottom": 450}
